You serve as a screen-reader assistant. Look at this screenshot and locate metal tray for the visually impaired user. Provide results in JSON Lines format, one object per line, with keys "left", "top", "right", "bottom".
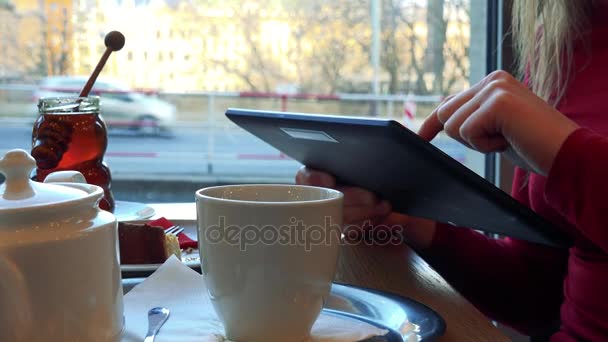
{"left": 122, "top": 279, "right": 445, "bottom": 341}
{"left": 327, "top": 283, "right": 445, "bottom": 341}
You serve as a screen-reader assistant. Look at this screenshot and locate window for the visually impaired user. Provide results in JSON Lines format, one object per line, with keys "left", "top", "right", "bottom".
{"left": 0, "top": 0, "right": 491, "bottom": 204}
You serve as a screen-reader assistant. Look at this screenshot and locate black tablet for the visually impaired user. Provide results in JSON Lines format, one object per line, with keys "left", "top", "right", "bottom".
{"left": 225, "top": 108, "right": 571, "bottom": 247}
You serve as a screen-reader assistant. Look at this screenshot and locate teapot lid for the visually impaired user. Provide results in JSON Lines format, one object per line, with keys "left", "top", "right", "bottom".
{"left": 0, "top": 149, "right": 87, "bottom": 209}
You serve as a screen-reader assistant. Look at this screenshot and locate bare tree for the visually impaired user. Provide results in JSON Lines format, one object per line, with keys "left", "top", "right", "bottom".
{"left": 0, "top": 4, "right": 47, "bottom": 80}
{"left": 208, "top": 1, "right": 288, "bottom": 92}
{"left": 398, "top": 0, "right": 470, "bottom": 95}
{"left": 282, "top": 0, "right": 369, "bottom": 93}
{"left": 426, "top": 0, "right": 446, "bottom": 92}
{"left": 0, "top": 4, "right": 19, "bottom": 80}
{"left": 176, "top": 0, "right": 471, "bottom": 95}
{"left": 380, "top": 0, "right": 402, "bottom": 94}
{"left": 43, "top": 6, "right": 72, "bottom": 76}
{"left": 310, "top": 0, "right": 470, "bottom": 95}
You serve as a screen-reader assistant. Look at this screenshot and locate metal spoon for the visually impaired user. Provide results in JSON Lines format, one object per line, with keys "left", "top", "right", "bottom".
{"left": 144, "top": 307, "right": 170, "bottom": 342}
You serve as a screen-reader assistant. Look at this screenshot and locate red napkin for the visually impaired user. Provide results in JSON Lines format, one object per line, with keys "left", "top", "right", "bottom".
{"left": 149, "top": 217, "right": 198, "bottom": 249}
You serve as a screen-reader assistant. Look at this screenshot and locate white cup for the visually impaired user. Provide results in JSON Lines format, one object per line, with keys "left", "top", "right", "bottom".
{"left": 196, "top": 184, "right": 343, "bottom": 342}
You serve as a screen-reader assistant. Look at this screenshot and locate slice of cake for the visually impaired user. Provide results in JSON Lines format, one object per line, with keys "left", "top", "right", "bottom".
{"left": 118, "top": 222, "right": 181, "bottom": 264}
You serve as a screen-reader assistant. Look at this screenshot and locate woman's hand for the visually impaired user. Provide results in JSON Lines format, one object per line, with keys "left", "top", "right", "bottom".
{"left": 295, "top": 167, "right": 436, "bottom": 249}
{"left": 418, "top": 70, "right": 579, "bottom": 176}
{"left": 295, "top": 167, "right": 391, "bottom": 225}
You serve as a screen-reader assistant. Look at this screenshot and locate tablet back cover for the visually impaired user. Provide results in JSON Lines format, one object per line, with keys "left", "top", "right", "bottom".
{"left": 226, "top": 108, "right": 571, "bottom": 247}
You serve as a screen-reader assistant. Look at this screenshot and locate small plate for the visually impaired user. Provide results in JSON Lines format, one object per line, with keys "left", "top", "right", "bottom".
{"left": 120, "top": 219, "right": 200, "bottom": 275}
{"left": 326, "top": 283, "right": 446, "bottom": 341}
{"left": 114, "top": 201, "right": 156, "bottom": 222}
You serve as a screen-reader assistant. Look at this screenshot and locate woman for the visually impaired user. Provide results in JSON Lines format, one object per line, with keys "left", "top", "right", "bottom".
{"left": 297, "top": 0, "right": 608, "bottom": 340}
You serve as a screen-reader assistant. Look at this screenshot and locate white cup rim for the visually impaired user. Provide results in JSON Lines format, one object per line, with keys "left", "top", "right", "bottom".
{"left": 195, "top": 184, "right": 343, "bottom": 206}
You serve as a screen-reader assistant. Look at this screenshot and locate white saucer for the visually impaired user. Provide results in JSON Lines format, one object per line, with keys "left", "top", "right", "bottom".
{"left": 113, "top": 201, "right": 156, "bottom": 221}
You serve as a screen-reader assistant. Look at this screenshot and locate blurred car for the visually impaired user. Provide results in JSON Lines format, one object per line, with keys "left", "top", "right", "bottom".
{"left": 34, "top": 76, "right": 176, "bottom": 135}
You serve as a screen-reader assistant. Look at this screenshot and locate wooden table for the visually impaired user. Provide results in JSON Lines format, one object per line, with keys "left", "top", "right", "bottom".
{"left": 148, "top": 203, "right": 508, "bottom": 342}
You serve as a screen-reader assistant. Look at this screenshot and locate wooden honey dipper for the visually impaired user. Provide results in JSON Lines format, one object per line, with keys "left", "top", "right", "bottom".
{"left": 79, "top": 31, "right": 125, "bottom": 97}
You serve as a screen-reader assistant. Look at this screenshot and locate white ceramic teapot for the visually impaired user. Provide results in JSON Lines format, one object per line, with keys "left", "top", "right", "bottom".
{"left": 0, "top": 149, "right": 124, "bottom": 341}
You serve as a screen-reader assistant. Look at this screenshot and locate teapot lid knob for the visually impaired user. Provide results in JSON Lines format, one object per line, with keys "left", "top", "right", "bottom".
{"left": 0, "top": 149, "right": 36, "bottom": 200}
{"left": 0, "top": 149, "right": 87, "bottom": 208}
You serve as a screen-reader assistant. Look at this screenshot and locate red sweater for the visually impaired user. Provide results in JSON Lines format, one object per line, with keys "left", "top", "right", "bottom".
{"left": 421, "top": 9, "right": 608, "bottom": 341}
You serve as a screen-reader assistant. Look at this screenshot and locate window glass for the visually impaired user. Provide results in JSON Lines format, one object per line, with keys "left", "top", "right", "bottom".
{"left": 0, "top": 0, "right": 487, "bottom": 203}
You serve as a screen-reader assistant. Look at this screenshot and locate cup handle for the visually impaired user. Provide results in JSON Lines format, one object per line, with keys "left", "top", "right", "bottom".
{"left": 0, "top": 255, "right": 33, "bottom": 340}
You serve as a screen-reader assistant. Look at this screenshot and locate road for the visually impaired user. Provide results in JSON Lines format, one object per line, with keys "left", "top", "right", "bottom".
{"left": 2, "top": 123, "right": 301, "bottom": 183}
{"left": 1, "top": 122, "right": 475, "bottom": 183}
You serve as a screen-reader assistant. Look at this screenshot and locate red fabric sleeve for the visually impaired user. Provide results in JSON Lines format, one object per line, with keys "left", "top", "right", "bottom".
{"left": 419, "top": 221, "right": 567, "bottom": 334}
{"left": 545, "top": 128, "right": 608, "bottom": 252}
{"left": 411, "top": 129, "right": 608, "bottom": 334}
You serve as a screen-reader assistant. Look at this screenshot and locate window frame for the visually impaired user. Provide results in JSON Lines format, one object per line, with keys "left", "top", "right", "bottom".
{"left": 486, "top": 0, "right": 517, "bottom": 190}
{"left": 484, "top": 0, "right": 501, "bottom": 185}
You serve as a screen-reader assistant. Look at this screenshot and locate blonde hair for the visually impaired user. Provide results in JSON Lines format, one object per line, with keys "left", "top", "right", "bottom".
{"left": 512, "top": 0, "right": 591, "bottom": 105}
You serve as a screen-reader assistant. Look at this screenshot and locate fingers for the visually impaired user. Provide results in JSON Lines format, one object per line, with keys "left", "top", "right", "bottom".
{"left": 418, "top": 94, "right": 454, "bottom": 141}
{"left": 344, "top": 207, "right": 382, "bottom": 225}
{"left": 418, "top": 90, "right": 476, "bottom": 145}
{"left": 434, "top": 73, "right": 493, "bottom": 127}
{"left": 458, "top": 100, "right": 507, "bottom": 152}
{"left": 295, "top": 166, "right": 336, "bottom": 188}
{"left": 340, "top": 186, "right": 378, "bottom": 206}
{"left": 441, "top": 83, "right": 496, "bottom": 147}
{"left": 295, "top": 169, "right": 391, "bottom": 224}
{"left": 419, "top": 71, "right": 517, "bottom": 142}
{"left": 338, "top": 186, "right": 391, "bottom": 224}
{"left": 466, "top": 133, "right": 509, "bottom": 153}
{"left": 436, "top": 88, "right": 479, "bottom": 124}
{"left": 419, "top": 88, "right": 476, "bottom": 141}
{"left": 442, "top": 94, "right": 481, "bottom": 143}
{"left": 456, "top": 78, "right": 516, "bottom": 151}
{"left": 423, "top": 71, "right": 521, "bottom": 153}
{"left": 417, "top": 110, "right": 444, "bottom": 141}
